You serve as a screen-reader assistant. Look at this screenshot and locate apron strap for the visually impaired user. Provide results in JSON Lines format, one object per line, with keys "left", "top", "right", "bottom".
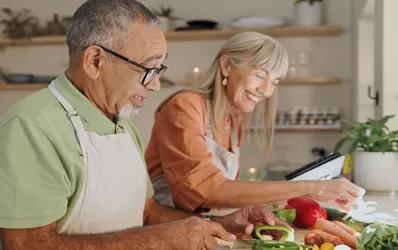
{"left": 205, "top": 100, "right": 239, "bottom": 150}
{"left": 205, "top": 100, "right": 214, "bottom": 139}
{"left": 48, "top": 82, "right": 88, "bottom": 160}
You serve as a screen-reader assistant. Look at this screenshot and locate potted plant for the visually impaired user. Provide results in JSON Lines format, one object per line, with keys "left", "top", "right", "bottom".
{"left": 152, "top": 5, "right": 173, "bottom": 32}
{"left": 293, "top": 0, "right": 324, "bottom": 26}
{"left": 0, "top": 8, "right": 40, "bottom": 38}
{"left": 334, "top": 115, "right": 398, "bottom": 192}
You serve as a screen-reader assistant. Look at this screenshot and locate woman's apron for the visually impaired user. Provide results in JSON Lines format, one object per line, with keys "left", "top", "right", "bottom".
{"left": 152, "top": 100, "right": 240, "bottom": 208}
{"left": 49, "top": 82, "right": 147, "bottom": 234}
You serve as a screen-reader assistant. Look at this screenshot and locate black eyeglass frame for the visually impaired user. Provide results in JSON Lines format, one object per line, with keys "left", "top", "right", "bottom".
{"left": 95, "top": 44, "right": 167, "bottom": 86}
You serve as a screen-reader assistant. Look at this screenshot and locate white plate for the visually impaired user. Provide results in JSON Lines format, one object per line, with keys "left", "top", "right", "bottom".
{"left": 229, "top": 16, "right": 288, "bottom": 29}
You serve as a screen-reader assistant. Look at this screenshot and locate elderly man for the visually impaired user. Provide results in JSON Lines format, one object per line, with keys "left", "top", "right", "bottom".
{"left": 0, "top": 0, "right": 290, "bottom": 249}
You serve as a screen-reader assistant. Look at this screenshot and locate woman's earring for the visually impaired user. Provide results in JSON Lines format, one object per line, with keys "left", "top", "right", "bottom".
{"left": 222, "top": 75, "right": 228, "bottom": 86}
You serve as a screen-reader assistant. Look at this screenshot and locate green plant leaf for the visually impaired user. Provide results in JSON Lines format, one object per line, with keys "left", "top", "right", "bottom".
{"left": 333, "top": 115, "right": 396, "bottom": 153}
{"left": 334, "top": 137, "right": 350, "bottom": 152}
{"left": 348, "top": 141, "right": 358, "bottom": 154}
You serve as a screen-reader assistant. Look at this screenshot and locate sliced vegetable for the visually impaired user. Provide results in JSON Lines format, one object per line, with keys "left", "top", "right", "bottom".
{"left": 252, "top": 240, "right": 298, "bottom": 250}
{"left": 314, "top": 219, "right": 357, "bottom": 248}
{"left": 251, "top": 240, "right": 312, "bottom": 250}
{"left": 284, "top": 197, "right": 327, "bottom": 228}
{"left": 306, "top": 229, "right": 343, "bottom": 246}
{"left": 325, "top": 207, "right": 369, "bottom": 233}
{"left": 356, "top": 223, "right": 398, "bottom": 250}
{"left": 272, "top": 209, "right": 296, "bottom": 225}
{"left": 320, "top": 242, "right": 335, "bottom": 250}
{"left": 304, "top": 231, "right": 325, "bottom": 246}
{"left": 251, "top": 225, "right": 293, "bottom": 241}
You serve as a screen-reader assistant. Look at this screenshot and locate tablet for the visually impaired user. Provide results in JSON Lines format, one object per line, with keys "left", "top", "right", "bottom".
{"left": 285, "top": 152, "right": 345, "bottom": 181}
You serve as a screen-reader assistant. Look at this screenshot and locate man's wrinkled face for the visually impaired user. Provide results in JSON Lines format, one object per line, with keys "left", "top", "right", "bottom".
{"left": 84, "top": 22, "right": 167, "bottom": 120}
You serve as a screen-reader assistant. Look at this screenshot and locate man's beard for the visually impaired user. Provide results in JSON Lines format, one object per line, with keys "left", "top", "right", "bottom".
{"left": 119, "top": 103, "right": 141, "bottom": 121}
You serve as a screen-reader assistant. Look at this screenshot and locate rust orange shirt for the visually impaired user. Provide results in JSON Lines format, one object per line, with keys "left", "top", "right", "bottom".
{"left": 145, "top": 90, "right": 242, "bottom": 212}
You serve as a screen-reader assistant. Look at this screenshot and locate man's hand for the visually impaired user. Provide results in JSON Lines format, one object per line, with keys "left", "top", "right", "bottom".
{"left": 213, "top": 205, "right": 293, "bottom": 239}
{"left": 157, "top": 217, "right": 236, "bottom": 250}
{"left": 1, "top": 217, "right": 236, "bottom": 250}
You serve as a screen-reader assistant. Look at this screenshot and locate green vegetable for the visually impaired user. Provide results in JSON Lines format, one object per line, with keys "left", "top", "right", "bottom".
{"left": 326, "top": 207, "right": 370, "bottom": 233}
{"left": 251, "top": 225, "right": 292, "bottom": 241}
{"left": 272, "top": 209, "right": 296, "bottom": 225}
{"left": 252, "top": 240, "right": 312, "bottom": 250}
{"left": 356, "top": 223, "right": 398, "bottom": 250}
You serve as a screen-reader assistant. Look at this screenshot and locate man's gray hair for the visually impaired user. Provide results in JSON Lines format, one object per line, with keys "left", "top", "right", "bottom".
{"left": 67, "top": 0, "right": 161, "bottom": 62}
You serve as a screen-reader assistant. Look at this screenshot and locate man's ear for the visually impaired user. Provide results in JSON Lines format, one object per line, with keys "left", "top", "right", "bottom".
{"left": 82, "top": 46, "right": 105, "bottom": 79}
{"left": 219, "top": 54, "right": 231, "bottom": 76}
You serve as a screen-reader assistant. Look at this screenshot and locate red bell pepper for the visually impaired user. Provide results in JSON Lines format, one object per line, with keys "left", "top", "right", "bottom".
{"left": 284, "top": 197, "right": 327, "bottom": 229}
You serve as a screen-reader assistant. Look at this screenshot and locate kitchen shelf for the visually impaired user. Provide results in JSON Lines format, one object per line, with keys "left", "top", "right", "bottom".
{"left": 0, "top": 76, "right": 343, "bottom": 91}
{"left": 274, "top": 128, "right": 341, "bottom": 132}
{"left": 251, "top": 124, "right": 342, "bottom": 133}
{"left": 249, "top": 127, "right": 342, "bottom": 133}
{"left": 166, "top": 25, "right": 343, "bottom": 41}
{"left": 0, "top": 83, "right": 49, "bottom": 91}
{"left": 0, "top": 25, "right": 343, "bottom": 47}
{"left": 176, "top": 77, "right": 343, "bottom": 86}
{"left": 279, "top": 77, "right": 343, "bottom": 85}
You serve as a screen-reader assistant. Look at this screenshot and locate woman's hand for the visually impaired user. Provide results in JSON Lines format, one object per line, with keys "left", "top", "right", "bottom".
{"left": 305, "top": 178, "right": 363, "bottom": 211}
{"left": 213, "top": 205, "right": 292, "bottom": 239}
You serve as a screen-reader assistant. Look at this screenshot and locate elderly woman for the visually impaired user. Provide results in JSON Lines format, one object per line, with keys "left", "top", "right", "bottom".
{"left": 145, "top": 31, "right": 361, "bottom": 213}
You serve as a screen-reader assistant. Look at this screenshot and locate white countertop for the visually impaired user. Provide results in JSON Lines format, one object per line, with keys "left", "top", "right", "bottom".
{"left": 351, "top": 192, "right": 398, "bottom": 225}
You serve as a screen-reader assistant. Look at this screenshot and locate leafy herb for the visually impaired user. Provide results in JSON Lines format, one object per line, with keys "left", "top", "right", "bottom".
{"left": 356, "top": 223, "right": 398, "bottom": 250}
{"left": 334, "top": 115, "right": 398, "bottom": 153}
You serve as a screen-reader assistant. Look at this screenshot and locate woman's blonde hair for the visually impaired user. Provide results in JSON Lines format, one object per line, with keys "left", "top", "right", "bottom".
{"left": 158, "top": 31, "right": 289, "bottom": 157}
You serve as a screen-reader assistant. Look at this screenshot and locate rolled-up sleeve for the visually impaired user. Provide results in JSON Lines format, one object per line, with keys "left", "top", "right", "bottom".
{"left": 153, "top": 95, "right": 227, "bottom": 212}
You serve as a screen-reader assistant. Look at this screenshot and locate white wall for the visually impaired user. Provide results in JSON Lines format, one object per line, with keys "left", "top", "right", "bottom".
{"left": 374, "top": 0, "right": 398, "bottom": 130}
{"left": 351, "top": 0, "right": 375, "bottom": 123}
{"left": 0, "top": 0, "right": 353, "bottom": 178}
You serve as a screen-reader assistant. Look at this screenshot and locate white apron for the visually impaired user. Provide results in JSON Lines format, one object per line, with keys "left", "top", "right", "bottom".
{"left": 152, "top": 100, "right": 240, "bottom": 208}
{"left": 48, "top": 82, "right": 147, "bottom": 234}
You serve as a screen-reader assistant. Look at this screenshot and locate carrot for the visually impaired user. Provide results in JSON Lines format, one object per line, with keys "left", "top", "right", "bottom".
{"left": 306, "top": 229, "right": 343, "bottom": 245}
{"left": 332, "top": 220, "right": 361, "bottom": 239}
{"left": 314, "top": 219, "right": 357, "bottom": 248}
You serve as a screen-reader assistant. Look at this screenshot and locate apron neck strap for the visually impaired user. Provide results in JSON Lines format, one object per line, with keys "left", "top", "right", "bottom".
{"left": 48, "top": 82, "right": 88, "bottom": 160}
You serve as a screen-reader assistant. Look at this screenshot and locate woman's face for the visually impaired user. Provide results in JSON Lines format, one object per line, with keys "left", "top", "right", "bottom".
{"left": 225, "top": 64, "right": 281, "bottom": 113}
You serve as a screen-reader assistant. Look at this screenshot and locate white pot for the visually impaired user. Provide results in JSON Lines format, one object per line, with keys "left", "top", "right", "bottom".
{"left": 295, "top": 1, "right": 323, "bottom": 26}
{"left": 353, "top": 151, "right": 398, "bottom": 192}
{"left": 158, "top": 16, "right": 169, "bottom": 32}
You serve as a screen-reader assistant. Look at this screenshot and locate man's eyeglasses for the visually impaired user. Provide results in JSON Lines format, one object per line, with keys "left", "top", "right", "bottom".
{"left": 96, "top": 44, "right": 167, "bottom": 86}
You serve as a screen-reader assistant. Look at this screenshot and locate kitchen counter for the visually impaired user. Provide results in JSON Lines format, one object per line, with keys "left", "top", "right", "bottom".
{"left": 212, "top": 192, "right": 398, "bottom": 249}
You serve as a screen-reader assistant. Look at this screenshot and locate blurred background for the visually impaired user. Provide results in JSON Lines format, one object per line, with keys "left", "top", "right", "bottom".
{"left": 0, "top": 0, "right": 396, "bottom": 184}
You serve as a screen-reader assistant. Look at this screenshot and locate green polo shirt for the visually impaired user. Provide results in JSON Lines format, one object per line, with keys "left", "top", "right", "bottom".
{"left": 0, "top": 73, "right": 154, "bottom": 230}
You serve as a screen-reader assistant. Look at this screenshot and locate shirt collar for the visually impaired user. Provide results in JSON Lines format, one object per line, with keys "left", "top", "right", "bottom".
{"left": 52, "top": 73, "right": 125, "bottom": 134}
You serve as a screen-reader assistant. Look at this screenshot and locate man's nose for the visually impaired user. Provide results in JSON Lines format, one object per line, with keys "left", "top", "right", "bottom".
{"left": 146, "top": 75, "right": 161, "bottom": 91}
